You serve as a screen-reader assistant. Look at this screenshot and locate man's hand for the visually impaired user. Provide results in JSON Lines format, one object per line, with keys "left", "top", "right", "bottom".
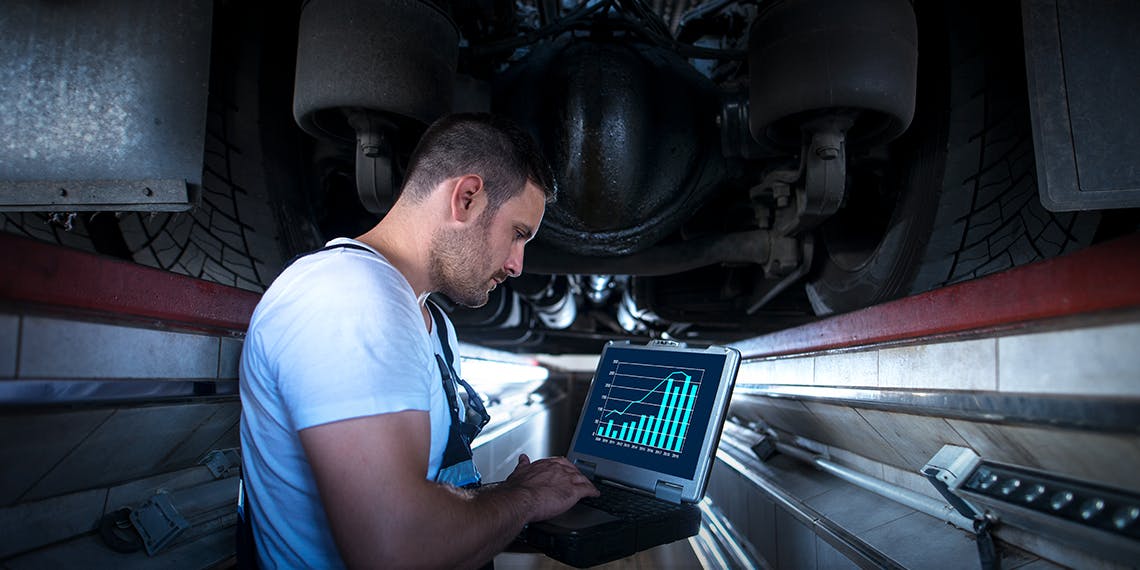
{"left": 302, "top": 413, "right": 598, "bottom": 568}
{"left": 500, "top": 454, "right": 600, "bottom": 522}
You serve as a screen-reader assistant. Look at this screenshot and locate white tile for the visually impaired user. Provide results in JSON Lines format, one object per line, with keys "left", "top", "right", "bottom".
{"left": 826, "top": 446, "right": 886, "bottom": 480}
{"left": 815, "top": 350, "right": 877, "bottom": 387}
{"left": 879, "top": 461, "right": 944, "bottom": 502}
{"left": 0, "top": 488, "right": 106, "bottom": 558}
{"left": 748, "top": 398, "right": 830, "bottom": 444}
{"left": 801, "top": 402, "right": 907, "bottom": 466}
{"left": 860, "top": 510, "right": 980, "bottom": 568}
{"left": 776, "top": 507, "right": 816, "bottom": 570}
{"left": 19, "top": 317, "right": 220, "bottom": 379}
{"left": 855, "top": 409, "right": 969, "bottom": 471}
{"left": 0, "top": 313, "right": 17, "bottom": 378}
{"left": 736, "top": 359, "right": 771, "bottom": 384}
{"left": 998, "top": 322, "right": 1140, "bottom": 396}
{"left": 0, "top": 409, "right": 114, "bottom": 506}
{"left": 22, "top": 404, "right": 222, "bottom": 501}
{"left": 878, "top": 339, "right": 997, "bottom": 391}
{"left": 218, "top": 338, "right": 243, "bottom": 379}
{"left": 768, "top": 355, "right": 814, "bottom": 386}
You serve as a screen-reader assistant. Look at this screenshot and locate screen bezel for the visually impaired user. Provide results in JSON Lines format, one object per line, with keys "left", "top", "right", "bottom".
{"left": 566, "top": 341, "right": 741, "bottom": 503}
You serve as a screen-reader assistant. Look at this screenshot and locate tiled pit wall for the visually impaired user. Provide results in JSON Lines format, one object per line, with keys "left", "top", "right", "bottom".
{"left": 736, "top": 318, "right": 1140, "bottom": 397}
{"left": 730, "top": 318, "right": 1140, "bottom": 493}
{"left": 726, "top": 318, "right": 1140, "bottom": 568}
{"left": 0, "top": 309, "right": 243, "bottom": 565}
{"left": 0, "top": 307, "right": 569, "bottom": 565}
{"left": 0, "top": 312, "right": 243, "bottom": 383}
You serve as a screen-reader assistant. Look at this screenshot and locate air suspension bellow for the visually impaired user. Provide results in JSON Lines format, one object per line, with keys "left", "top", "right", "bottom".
{"left": 293, "top": 0, "right": 459, "bottom": 142}
{"left": 747, "top": 0, "right": 918, "bottom": 149}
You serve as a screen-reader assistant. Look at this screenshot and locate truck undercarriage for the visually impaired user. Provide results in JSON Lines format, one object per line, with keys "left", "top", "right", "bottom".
{"left": 1, "top": 0, "right": 1139, "bottom": 567}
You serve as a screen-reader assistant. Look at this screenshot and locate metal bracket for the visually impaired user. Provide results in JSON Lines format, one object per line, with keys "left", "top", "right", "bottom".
{"left": 747, "top": 234, "right": 814, "bottom": 314}
{"left": 200, "top": 448, "right": 242, "bottom": 479}
{"left": 0, "top": 179, "right": 193, "bottom": 212}
{"left": 921, "top": 445, "right": 984, "bottom": 519}
{"left": 349, "top": 111, "right": 399, "bottom": 214}
{"left": 130, "top": 492, "right": 190, "bottom": 556}
{"left": 798, "top": 121, "right": 849, "bottom": 231}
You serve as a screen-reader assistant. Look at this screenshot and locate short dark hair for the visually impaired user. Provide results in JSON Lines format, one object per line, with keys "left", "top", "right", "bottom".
{"left": 400, "top": 113, "right": 557, "bottom": 213}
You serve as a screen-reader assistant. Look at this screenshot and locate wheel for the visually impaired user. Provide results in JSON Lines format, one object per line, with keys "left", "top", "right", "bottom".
{"left": 1, "top": 1, "right": 320, "bottom": 292}
{"left": 803, "top": 0, "right": 1100, "bottom": 315}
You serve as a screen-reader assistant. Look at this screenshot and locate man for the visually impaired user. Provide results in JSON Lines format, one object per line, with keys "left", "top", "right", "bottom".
{"left": 239, "top": 113, "right": 599, "bottom": 568}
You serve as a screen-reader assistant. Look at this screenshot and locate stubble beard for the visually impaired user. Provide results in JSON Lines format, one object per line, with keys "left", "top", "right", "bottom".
{"left": 429, "top": 222, "right": 497, "bottom": 308}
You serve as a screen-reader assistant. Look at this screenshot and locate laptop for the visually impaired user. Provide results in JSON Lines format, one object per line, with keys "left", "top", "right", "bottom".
{"left": 519, "top": 340, "right": 741, "bottom": 567}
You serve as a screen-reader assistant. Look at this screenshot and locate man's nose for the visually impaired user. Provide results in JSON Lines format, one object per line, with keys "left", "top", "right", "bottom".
{"left": 504, "top": 243, "right": 524, "bottom": 277}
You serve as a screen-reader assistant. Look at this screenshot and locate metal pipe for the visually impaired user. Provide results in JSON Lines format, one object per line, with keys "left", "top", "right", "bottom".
{"left": 525, "top": 230, "right": 771, "bottom": 276}
{"left": 774, "top": 442, "right": 976, "bottom": 532}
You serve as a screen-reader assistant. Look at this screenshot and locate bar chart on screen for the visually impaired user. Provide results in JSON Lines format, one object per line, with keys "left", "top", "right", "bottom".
{"left": 592, "top": 360, "right": 704, "bottom": 456}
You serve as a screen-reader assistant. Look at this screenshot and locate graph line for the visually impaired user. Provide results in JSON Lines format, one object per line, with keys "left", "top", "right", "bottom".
{"left": 603, "top": 371, "right": 691, "bottom": 418}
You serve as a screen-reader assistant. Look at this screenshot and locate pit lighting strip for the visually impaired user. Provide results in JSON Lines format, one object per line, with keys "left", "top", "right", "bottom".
{"left": 960, "top": 462, "right": 1140, "bottom": 542}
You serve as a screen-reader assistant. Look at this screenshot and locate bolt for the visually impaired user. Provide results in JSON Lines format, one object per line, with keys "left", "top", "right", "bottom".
{"left": 144, "top": 187, "right": 154, "bottom": 197}
{"left": 58, "top": 188, "right": 67, "bottom": 197}
{"left": 816, "top": 146, "right": 840, "bottom": 160}
{"left": 772, "top": 183, "right": 791, "bottom": 208}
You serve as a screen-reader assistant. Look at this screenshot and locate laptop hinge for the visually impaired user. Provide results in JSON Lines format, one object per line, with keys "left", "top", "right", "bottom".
{"left": 654, "top": 480, "right": 684, "bottom": 504}
{"left": 574, "top": 460, "right": 598, "bottom": 480}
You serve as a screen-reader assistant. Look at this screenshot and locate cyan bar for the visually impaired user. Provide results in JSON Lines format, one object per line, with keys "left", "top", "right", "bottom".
{"left": 673, "top": 383, "right": 699, "bottom": 452}
{"left": 663, "top": 381, "right": 686, "bottom": 450}
{"left": 605, "top": 419, "right": 614, "bottom": 438}
{"left": 652, "top": 379, "right": 679, "bottom": 448}
{"left": 641, "top": 416, "right": 657, "bottom": 445}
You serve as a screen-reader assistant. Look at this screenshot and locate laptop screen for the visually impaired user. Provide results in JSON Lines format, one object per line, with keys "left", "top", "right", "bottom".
{"left": 570, "top": 345, "right": 729, "bottom": 481}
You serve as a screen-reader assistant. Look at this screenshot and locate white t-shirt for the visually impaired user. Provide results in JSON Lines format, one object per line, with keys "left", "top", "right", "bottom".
{"left": 239, "top": 238, "right": 460, "bottom": 569}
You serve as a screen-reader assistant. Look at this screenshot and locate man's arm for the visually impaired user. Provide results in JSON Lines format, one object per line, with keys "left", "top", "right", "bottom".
{"left": 299, "top": 409, "right": 598, "bottom": 569}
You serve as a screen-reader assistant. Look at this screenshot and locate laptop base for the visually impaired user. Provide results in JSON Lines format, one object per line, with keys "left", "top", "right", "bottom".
{"left": 520, "top": 501, "right": 701, "bottom": 568}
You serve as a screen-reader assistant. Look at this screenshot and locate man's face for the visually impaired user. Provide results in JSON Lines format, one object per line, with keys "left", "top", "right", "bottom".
{"left": 430, "top": 182, "right": 546, "bottom": 308}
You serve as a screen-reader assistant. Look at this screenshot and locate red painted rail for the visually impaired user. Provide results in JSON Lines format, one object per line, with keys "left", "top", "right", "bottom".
{"left": 0, "top": 233, "right": 260, "bottom": 334}
{"left": 3, "top": 231, "right": 1138, "bottom": 348}
{"left": 733, "top": 233, "right": 1140, "bottom": 358}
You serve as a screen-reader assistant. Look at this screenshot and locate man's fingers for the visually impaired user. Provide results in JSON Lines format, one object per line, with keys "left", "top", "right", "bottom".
{"left": 517, "top": 453, "right": 531, "bottom": 466}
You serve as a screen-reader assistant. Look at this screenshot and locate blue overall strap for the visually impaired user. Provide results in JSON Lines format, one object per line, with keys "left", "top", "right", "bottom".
{"left": 282, "top": 242, "right": 375, "bottom": 270}
{"left": 427, "top": 302, "right": 489, "bottom": 488}
{"left": 427, "top": 302, "right": 490, "bottom": 434}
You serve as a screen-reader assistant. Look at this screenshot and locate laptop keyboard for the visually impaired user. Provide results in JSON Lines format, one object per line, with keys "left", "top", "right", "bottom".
{"left": 580, "top": 483, "right": 690, "bottom": 520}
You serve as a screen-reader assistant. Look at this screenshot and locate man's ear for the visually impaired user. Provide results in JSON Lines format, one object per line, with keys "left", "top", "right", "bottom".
{"left": 448, "top": 174, "right": 485, "bottom": 223}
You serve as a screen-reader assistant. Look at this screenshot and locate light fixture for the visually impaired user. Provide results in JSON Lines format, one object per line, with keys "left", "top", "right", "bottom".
{"left": 924, "top": 445, "right": 1140, "bottom": 566}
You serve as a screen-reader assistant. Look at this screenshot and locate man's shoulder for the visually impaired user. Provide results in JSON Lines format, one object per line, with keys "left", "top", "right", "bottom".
{"left": 254, "top": 242, "right": 419, "bottom": 331}
{"left": 280, "top": 244, "right": 408, "bottom": 298}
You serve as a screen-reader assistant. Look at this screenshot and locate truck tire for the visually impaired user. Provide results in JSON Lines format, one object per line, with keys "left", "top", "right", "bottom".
{"left": 1, "top": 1, "right": 319, "bottom": 292}
{"left": 803, "top": 0, "right": 1099, "bottom": 315}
